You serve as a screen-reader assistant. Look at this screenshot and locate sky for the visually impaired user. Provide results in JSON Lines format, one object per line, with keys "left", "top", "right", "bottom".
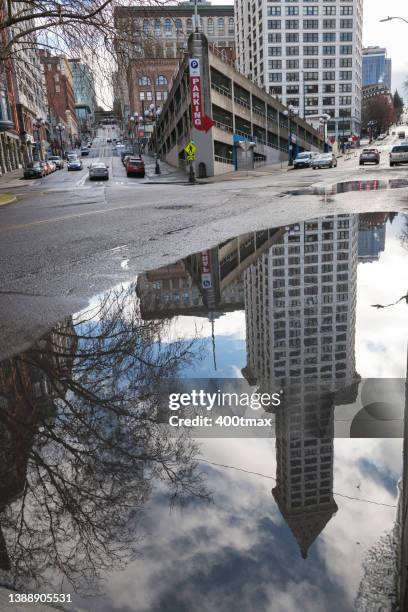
{"left": 362, "top": 0, "right": 408, "bottom": 96}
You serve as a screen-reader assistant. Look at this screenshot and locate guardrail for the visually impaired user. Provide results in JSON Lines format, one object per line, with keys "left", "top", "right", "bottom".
{"left": 214, "top": 155, "right": 234, "bottom": 165}
{"left": 211, "top": 82, "right": 232, "bottom": 99}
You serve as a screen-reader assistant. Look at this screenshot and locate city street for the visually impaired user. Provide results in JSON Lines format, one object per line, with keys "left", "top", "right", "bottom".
{"left": 1, "top": 127, "right": 408, "bottom": 357}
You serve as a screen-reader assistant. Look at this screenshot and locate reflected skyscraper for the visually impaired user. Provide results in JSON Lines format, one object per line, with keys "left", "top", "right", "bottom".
{"left": 243, "top": 215, "right": 359, "bottom": 558}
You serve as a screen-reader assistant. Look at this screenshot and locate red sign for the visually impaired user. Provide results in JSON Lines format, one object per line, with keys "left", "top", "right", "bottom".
{"left": 201, "top": 250, "right": 211, "bottom": 274}
{"left": 189, "top": 58, "right": 215, "bottom": 133}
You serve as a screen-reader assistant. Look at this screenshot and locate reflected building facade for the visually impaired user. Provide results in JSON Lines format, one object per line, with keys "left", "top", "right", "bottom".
{"left": 243, "top": 215, "right": 359, "bottom": 557}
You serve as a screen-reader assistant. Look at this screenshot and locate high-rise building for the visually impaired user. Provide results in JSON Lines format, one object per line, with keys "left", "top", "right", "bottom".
{"left": 235, "top": 0, "right": 363, "bottom": 142}
{"left": 68, "top": 60, "right": 97, "bottom": 134}
{"left": 362, "top": 47, "right": 392, "bottom": 92}
{"left": 242, "top": 215, "right": 359, "bottom": 557}
{"left": 114, "top": 0, "right": 235, "bottom": 118}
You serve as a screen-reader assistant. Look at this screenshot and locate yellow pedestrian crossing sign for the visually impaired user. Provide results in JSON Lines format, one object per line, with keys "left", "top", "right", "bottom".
{"left": 184, "top": 141, "right": 197, "bottom": 159}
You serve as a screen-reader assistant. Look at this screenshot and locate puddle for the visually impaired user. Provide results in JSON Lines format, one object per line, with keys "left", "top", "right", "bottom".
{"left": 0, "top": 212, "right": 407, "bottom": 611}
{"left": 282, "top": 178, "right": 408, "bottom": 197}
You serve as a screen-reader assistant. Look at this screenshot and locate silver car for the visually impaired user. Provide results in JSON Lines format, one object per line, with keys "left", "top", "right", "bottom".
{"left": 89, "top": 162, "right": 109, "bottom": 181}
{"left": 390, "top": 144, "right": 408, "bottom": 167}
{"left": 312, "top": 153, "right": 337, "bottom": 169}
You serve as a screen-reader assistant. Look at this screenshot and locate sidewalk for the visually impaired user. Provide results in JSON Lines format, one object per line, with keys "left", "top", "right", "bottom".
{"left": 0, "top": 167, "right": 32, "bottom": 189}
{"left": 144, "top": 155, "right": 189, "bottom": 184}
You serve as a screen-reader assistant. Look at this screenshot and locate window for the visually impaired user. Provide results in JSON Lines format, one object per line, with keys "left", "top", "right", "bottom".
{"left": 269, "top": 73, "right": 282, "bottom": 82}
{"left": 339, "top": 96, "right": 352, "bottom": 105}
{"left": 306, "top": 97, "right": 318, "bottom": 107}
{"left": 323, "top": 96, "right": 335, "bottom": 106}
{"left": 286, "top": 6, "right": 299, "bottom": 15}
{"left": 340, "top": 45, "right": 353, "bottom": 54}
{"left": 287, "top": 72, "right": 299, "bottom": 81}
{"left": 304, "top": 32, "right": 318, "bottom": 42}
{"left": 186, "top": 18, "right": 193, "bottom": 33}
{"left": 340, "top": 19, "right": 353, "bottom": 28}
{"left": 340, "top": 70, "right": 352, "bottom": 80}
{"left": 304, "top": 46, "right": 319, "bottom": 55}
{"left": 323, "top": 71, "right": 336, "bottom": 80}
{"left": 164, "top": 18, "right": 172, "bottom": 36}
{"left": 218, "top": 17, "right": 225, "bottom": 33}
{"left": 303, "top": 7, "right": 318, "bottom": 15}
{"left": 323, "top": 6, "right": 336, "bottom": 15}
{"left": 286, "top": 59, "right": 299, "bottom": 69}
{"left": 303, "top": 19, "right": 318, "bottom": 29}
{"left": 323, "top": 58, "right": 335, "bottom": 68}
{"left": 268, "top": 20, "right": 281, "bottom": 29}
{"left": 323, "top": 19, "right": 336, "bottom": 29}
{"left": 323, "top": 83, "right": 335, "bottom": 93}
{"left": 285, "top": 19, "right": 299, "bottom": 29}
{"left": 268, "top": 33, "right": 282, "bottom": 42}
{"left": 340, "top": 31, "right": 352, "bottom": 41}
{"left": 156, "top": 75, "right": 167, "bottom": 85}
{"left": 154, "top": 19, "right": 161, "bottom": 35}
{"left": 268, "top": 47, "right": 282, "bottom": 56}
{"left": 139, "top": 75, "right": 151, "bottom": 86}
{"left": 228, "top": 17, "right": 234, "bottom": 33}
{"left": 323, "top": 32, "right": 336, "bottom": 42}
{"left": 323, "top": 45, "right": 336, "bottom": 55}
{"left": 339, "top": 82, "right": 352, "bottom": 92}
{"left": 286, "top": 46, "right": 299, "bottom": 55}
{"left": 304, "top": 59, "right": 318, "bottom": 69}
{"left": 269, "top": 60, "right": 282, "bottom": 69}
{"left": 286, "top": 32, "right": 299, "bottom": 42}
{"left": 286, "top": 85, "right": 299, "bottom": 94}
{"left": 207, "top": 18, "right": 214, "bottom": 34}
{"left": 143, "top": 19, "right": 150, "bottom": 34}
{"left": 304, "top": 71, "right": 318, "bottom": 81}
{"left": 267, "top": 6, "right": 281, "bottom": 15}
{"left": 340, "top": 6, "right": 353, "bottom": 15}
{"left": 305, "top": 84, "right": 318, "bottom": 93}
{"left": 340, "top": 57, "right": 352, "bottom": 67}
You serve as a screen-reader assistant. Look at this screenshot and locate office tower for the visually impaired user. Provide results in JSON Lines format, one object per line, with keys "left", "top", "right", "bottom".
{"left": 235, "top": 0, "right": 363, "bottom": 141}
{"left": 243, "top": 215, "right": 359, "bottom": 557}
{"left": 363, "top": 47, "right": 392, "bottom": 92}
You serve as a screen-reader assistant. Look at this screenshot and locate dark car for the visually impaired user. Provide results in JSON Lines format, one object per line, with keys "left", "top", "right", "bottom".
{"left": 126, "top": 157, "right": 145, "bottom": 178}
{"left": 121, "top": 149, "right": 133, "bottom": 164}
{"left": 359, "top": 148, "right": 380, "bottom": 165}
{"left": 67, "top": 158, "right": 83, "bottom": 171}
{"left": 89, "top": 162, "right": 109, "bottom": 181}
{"left": 81, "top": 148, "right": 90, "bottom": 156}
{"left": 23, "top": 161, "right": 44, "bottom": 179}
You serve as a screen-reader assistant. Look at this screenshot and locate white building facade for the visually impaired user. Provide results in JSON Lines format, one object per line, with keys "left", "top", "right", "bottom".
{"left": 235, "top": 0, "right": 363, "bottom": 141}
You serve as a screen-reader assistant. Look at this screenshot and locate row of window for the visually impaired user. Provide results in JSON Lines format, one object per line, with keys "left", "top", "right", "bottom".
{"left": 268, "top": 58, "right": 352, "bottom": 68}
{"left": 268, "top": 18, "right": 354, "bottom": 29}
{"left": 142, "top": 17, "right": 234, "bottom": 36}
{"left": 139, "top": 90, "right": 168, "bottom": 102}
{"left": 268, "top": 32, "right": 352, "bottom": 42}
{"left": 269, "top": 70, "right": 353, "bottom": 81}
{"left": 267, "top": 6, "right": 353, "bottom": 15}
{"left": 268, "top": 45, "right": 353, "bottom": 55}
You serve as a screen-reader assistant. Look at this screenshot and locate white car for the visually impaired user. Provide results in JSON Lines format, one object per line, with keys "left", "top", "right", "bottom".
{"left": 293, "top": 151, "right": 318, "bottom": 169}
{"left": 312, "top": 153, "right": 337, "bottom": 169}
{"left": 390, "top": 144, "right": 408, "bottom": 166}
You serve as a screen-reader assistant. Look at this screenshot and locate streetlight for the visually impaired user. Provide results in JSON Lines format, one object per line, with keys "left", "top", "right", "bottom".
{"left": 380, "top": 16, "right": 408, "bottom": 25}
{"left": 283, "top": 104, "right": 298, "bottom": 166}
{"left": 33, "top": 117, "right": 45, "bottom": 161}
{"left": 145, "top": 103, "right": 162, "bottom": 174}
{"left": 319, "top": 113, "right": 331, "bottom": 152}
{"left": 55, "top": 122, "right": 65, "bottom": 158}
{"left": 367, "top": 119, "right": 377, "bottom": 144}
{"left": 129, "top": 112, "right": 141, "bottom": 155}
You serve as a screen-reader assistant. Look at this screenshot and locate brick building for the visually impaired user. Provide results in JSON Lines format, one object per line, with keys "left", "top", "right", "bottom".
{"left": 114, "top": 0, "right": 235, "bottom": 119}
{"left": 40, "top": 52, "right": 79, "bottom": 148}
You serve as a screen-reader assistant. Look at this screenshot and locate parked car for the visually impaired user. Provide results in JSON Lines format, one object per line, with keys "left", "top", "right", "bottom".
{"left": 126, "top": 157, "right": 145, "bottom": 178}
{"left": 41, "top": 161, "right": 52, "bottom": 175}
{"left": 89, "top": 162, "right": 109, "bottom": 181}
{"left": 81, "top": 148, "right": 90, "bottom": 156}
{"left": 359, "top": 148, "right": 380, "bottom": 165}
{"left": 293, "top": 151, "right": 317, "bottom": 169}
{"left": 67, "top": 158, "right": 83, "bottom": 171}
{"left": 23, "top": 161, "right": 44, "bottom": 179}
{"left": 377, "top": 133, "right": 387, "bottom": 141}
{"left": 48, "top": 155, "right": 63, "bottom": 169}
{"left": 106, "top": 138, "right": 112, "bottom": 143}
{"left": 398, "top": 131, "right": 406, "bottom": 139}
{"left": 47, "top": 160, "right": 57, "bottom": 172}
{"left": 121, "top": 152, "right": 132, "bottom": 166}
{"left": 312, "top": 152, "right": 337, "bottom": 169}
{"left": 116, "top": 143, "right": 125, "bottom": 149}
{"left": 390, "top": 144, "right": 408, "bottom": 166}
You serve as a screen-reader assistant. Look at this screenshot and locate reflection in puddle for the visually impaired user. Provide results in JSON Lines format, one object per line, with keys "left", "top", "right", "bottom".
{"left": 0, "top": 212, "right": 407, "bottom": 611}
{"left": 283, "top": 178, "right": 408, "bottom": 197}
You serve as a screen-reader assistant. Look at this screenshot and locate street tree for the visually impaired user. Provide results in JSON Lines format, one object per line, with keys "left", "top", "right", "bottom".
{"left": 0, "top": 284, "right": 209, "bottom": 594}
{"left": 393, "top": 90, "right": 404, "bottom": 123}
{"left": 362, "top": 95, "right": 394, "bottom": 134}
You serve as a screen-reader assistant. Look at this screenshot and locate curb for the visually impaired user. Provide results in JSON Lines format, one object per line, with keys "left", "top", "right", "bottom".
{"left": 0, "top": 194, "right": 16, "bottom": 207}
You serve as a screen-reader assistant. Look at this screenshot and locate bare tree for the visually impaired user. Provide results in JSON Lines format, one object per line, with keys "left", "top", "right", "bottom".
{"left": 362, "top": 95, "right": 395, "bottom": 134}
{"left": 0, "top": 284, "right": 209, "bottom": 594}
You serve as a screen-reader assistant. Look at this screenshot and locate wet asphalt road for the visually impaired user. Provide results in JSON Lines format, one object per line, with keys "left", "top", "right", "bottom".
{"left": 0, "top": 131, "right": 407, "bottom": 359}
